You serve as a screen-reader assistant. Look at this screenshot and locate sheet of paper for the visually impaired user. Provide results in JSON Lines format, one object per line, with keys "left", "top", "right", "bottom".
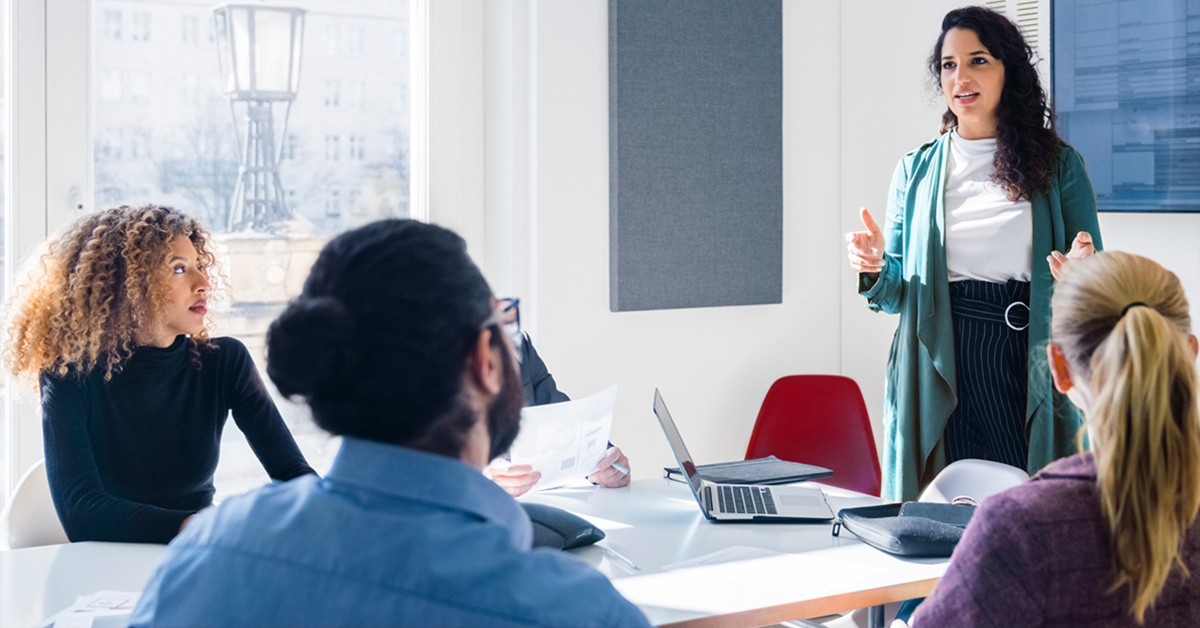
{"left": 41, "top": 591, "right": 140, "bottom": 628}
{"left": 508, "top": 384, "right": 617, "bottom": 491}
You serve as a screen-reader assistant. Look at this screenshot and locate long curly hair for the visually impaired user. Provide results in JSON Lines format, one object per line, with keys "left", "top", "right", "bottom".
{"left": 928, "top": 6, "right": 1061, "bottom": 201}
{"left": 4, "top": 205, "right": 217, "bottom": 382}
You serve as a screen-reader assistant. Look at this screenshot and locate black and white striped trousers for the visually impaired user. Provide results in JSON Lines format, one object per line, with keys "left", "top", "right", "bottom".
{"left": 943, "top": 279, "right": 1031, "bottom": 470}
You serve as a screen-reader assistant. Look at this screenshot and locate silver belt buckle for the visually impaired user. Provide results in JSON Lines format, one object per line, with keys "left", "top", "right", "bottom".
{"left": 1004, "top": 301, "right": 1030, "bottom": 331}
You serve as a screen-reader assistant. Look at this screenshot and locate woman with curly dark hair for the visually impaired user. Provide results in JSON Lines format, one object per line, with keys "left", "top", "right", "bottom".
{"left": 5, "top": 205, "right": 313, "bottom": 543}
{"left": 844, "top": 6, "right": 1102, "bottom": 501}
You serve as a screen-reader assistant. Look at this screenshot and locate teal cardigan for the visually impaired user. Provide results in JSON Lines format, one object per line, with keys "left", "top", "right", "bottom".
{"left": 860, "top": 132, "right": 1102, "bottom": 501}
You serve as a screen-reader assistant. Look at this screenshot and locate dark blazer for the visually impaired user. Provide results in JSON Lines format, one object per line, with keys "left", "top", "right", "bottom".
{"left": 517, "top": 333, "right": 570, "bottom": 406}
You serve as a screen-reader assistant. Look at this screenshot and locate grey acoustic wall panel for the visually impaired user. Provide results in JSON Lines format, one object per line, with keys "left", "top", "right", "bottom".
{"left": 609, "top": 0, "right": 782, "bottom": 312}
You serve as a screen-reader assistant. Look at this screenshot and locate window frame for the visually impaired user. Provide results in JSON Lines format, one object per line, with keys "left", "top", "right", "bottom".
{"left": 0, "top": 0, "right": 475, "bottom": 501}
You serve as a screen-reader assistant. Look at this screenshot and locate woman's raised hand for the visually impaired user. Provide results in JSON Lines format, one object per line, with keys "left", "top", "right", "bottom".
{"left": 846, "top": 208, "right": 885, "bottom": 276}
{"left": 1047, "top": 231, "right": 1096, "bottom": 281}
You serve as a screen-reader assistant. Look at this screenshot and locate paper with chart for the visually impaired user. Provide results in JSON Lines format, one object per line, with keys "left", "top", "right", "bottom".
{"left": 41, "top": 591, "right": 140, "bottom": 628}
{"left": 508, "top": 385, "right": 617, "bottom": 491}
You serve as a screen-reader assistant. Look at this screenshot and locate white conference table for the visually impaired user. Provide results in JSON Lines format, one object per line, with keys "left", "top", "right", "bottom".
{"left": 524, "top": 478, "right": 948, "bottom": 627}
{"left": 0, "top": 479, "right": 947, "bottom": 628}
{"left": 0, "top": 541, "right": 164, "bottom": 627}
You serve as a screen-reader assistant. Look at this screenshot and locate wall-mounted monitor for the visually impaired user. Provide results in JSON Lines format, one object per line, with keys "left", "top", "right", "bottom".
{"left": 1052, "top": 0, "right": 1199, "bottom": 212}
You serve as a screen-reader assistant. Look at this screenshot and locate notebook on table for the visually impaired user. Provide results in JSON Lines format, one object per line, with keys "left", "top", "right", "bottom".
{"left": 652, "top": 389, "right": 834, "bottom": 523}
{"left": 663, "top": 455, "right": 833, "bottom": 485}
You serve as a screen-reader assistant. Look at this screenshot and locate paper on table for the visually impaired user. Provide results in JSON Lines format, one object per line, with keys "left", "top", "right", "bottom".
{"left": 508, "top": 384, "right": 617, "bottom": 491}
{"left": 41, "top": 591, "right": 141, "bottom": 628}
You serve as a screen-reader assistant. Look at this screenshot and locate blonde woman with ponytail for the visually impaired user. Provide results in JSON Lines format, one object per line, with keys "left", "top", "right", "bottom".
{"left": 913, "top": 251, "right": 1200, "bottom": 627}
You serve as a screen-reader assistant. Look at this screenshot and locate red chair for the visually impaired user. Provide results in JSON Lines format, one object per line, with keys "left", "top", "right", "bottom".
{"left": 744, "top": 375, "right": 882, "bottom": 496}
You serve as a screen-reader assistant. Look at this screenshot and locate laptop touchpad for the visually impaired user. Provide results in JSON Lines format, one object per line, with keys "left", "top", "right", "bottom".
{"left": 780, "top": 494, "right": 824, "bottom": 507}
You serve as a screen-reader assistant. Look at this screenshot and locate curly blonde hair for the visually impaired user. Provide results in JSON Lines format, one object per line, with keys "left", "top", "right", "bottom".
{"left": 5, "top": 205, "right": 217, "bottom": 382}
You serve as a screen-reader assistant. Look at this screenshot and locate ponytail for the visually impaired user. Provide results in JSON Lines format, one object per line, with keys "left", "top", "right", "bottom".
{"left": 1089, "top": 307, "right": 1200, "bottom": 622}
{"left": 1051, "top": 251, "right": 1200, "bottom": 624}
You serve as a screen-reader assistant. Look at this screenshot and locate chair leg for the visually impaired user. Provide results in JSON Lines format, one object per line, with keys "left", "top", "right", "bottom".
{"left": 867, "top": 605, "right": 884, "bottom": 628}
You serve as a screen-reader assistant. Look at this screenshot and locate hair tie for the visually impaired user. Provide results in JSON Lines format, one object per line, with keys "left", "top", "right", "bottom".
{"left": 1120, "top": 301, "right": 1148, "bottom": 318}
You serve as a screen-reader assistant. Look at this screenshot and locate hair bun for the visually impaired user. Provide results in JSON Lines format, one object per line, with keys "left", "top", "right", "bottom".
{"left": 267, "top": 296, "right": 357, "bottom": 398}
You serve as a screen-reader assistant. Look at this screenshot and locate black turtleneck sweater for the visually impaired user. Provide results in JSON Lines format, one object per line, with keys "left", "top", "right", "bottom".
{"left": 40, "top": 335, "right": 315, "bottom": 543}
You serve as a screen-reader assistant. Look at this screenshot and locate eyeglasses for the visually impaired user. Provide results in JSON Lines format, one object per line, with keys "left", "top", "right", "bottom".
{"left": 479, "top": 297, "right": 522, "bottom": 342}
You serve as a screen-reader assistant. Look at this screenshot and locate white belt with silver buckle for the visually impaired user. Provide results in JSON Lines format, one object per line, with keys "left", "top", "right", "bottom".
{"left": 1004, "top": 301, "right": 1030, "bottom": 331}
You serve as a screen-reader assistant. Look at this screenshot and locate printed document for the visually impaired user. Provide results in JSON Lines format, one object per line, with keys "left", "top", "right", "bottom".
{"left": 41, "top": 591, "right": 140, "bottom": 628}
{"left": 508, "top": 385, "right": 617, "bottom": 491}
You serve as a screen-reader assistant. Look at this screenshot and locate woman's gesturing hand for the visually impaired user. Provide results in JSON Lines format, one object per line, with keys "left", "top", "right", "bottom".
{"left": 1047, "top": 231, "right": 1096, "bottom": 281}
{"left": 846, "top": 207, "right": 885, "bottom": 276}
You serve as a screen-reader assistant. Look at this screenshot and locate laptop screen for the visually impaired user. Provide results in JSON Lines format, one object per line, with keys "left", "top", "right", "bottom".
{"left": 652, "top": 389, "right": 707, "bottom": 502}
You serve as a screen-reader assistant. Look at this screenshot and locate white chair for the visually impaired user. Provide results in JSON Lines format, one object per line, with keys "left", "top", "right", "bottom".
{"left": 0, "top": 459, "right": 69, "bottom": 550}
{"left": 918, "top": 458, "right": 1030, "bottom": 505}
{"left": 815, "top": 460, "right": 1032, "bottom": 628}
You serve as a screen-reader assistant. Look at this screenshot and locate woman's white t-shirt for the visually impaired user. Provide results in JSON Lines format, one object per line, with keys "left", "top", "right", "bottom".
{"left": 944, "top": 131, "right": 1032, "bottom": 283}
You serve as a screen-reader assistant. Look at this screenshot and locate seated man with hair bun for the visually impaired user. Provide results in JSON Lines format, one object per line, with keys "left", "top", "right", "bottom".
{"left": 130, "top": 219, "right": 650, "bottom": 628}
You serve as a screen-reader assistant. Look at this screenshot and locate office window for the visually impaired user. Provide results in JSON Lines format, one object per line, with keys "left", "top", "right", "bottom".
{"left": 346, "top": 24, "right": 366, "bottom": 56}
{"left": 1052, "top": 0, "right": 1200, "bottom": 212}
{"left": 325, "top": 188, "right": 341, "bottom": 216}
{"left": 324, "top": 134, "right": 341, "bottom": 161}
{"left": 348, "top": 135, "right": 365, "bottom": 161}
{"left": 319, "top": 21, "right": 341, "bottom": 56}
{"left": 103, "top": 10, "right": 122, "bottom": 40}
{"left": 181, "top": 15, "right": 200, "bottom": 45}
{"left": 131, "top": 12, "right": 151, "bottom": 42}
{"left": 324, "top": 80, "right": 340, "bottom": 108}
{"left": 90, "top": 0, "right": 413, "bottom": 497}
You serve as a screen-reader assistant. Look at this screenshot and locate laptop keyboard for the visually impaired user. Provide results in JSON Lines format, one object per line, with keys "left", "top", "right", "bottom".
{"left": 712, "top": 485, "right": 778, "bottom": 515}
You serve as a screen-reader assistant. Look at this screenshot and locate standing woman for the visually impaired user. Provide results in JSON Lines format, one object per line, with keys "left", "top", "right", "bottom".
{"left": 846, "top": 6, "right": 1102, "bottom": 500}
{"left": 913, "top": 252, "right": 1200, "bottom": 625}
{"left": 4, "top": 205, "right": 314, "bottom": 543}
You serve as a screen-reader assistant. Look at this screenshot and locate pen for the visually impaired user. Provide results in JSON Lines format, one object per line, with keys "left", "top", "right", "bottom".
{"left": 611, "top": 461, "right": 630, "bottom": 475}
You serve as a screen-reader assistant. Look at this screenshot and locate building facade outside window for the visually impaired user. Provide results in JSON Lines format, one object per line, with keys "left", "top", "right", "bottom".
{"left": 90, "top": 0, "right": 412, "bottom": 496}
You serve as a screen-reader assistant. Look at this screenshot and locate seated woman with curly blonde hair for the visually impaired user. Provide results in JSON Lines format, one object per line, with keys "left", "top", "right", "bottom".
{"left": 5, "top": 205, "right": 314, "bottom": 544}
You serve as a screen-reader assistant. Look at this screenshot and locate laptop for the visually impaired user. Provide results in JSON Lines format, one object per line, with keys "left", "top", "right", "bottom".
{"left": 653, "top": 389, "right": 834, "bottom": 522}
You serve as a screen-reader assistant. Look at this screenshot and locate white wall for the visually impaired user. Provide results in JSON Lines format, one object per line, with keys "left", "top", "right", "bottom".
{"left": 837, "top": 0, "right": 963, "bottom": 454}
{"left": 494, "top": 0, "right": 1200, "bottom": 480}
{"left": 528, "top": 0, "right": 843, "bottom": 478}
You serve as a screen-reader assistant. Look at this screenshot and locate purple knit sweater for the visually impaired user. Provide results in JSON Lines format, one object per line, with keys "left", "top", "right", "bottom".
{"left": 913, "top": 453, "right": 1200, "bottom": 627}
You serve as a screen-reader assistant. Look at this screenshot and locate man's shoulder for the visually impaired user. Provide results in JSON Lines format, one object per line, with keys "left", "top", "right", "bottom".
{"left": 145, "top": 483, "right": 648, "bottom": 627}
{"left": 480, "top": 547, "right": 649, "bottom": 626}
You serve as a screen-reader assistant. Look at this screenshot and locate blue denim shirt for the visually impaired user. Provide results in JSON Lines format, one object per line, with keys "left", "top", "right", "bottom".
{"left": 130, "top": 437, "right": 649, "bottom": 627}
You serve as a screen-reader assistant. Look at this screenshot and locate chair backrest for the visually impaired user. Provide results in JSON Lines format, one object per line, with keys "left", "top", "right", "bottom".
{"left": 0, "top": 459, "right": 69, "bottom": 550}
{"left": 917, "top": 458, "right": 1029, "bottom": 504}
{"left": 745, "top": 375, "right": 882, "bottom": 496}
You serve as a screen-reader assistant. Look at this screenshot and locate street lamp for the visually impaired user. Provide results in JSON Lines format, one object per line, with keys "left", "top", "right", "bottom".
{"left": 213, "top": 4, "right": 305, "bottom": 232}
